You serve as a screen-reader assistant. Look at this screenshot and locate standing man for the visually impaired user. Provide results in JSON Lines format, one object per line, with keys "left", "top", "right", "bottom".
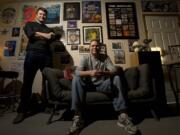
{"left": 67, "top": 39, "right": 138, "bottom": 135}
{"left": 13, "top": 7, "right": 55, "bottom": 124}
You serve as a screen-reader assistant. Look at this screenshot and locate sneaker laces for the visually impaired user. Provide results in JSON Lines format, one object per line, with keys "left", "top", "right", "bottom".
{"left": 118, "top": 114, "right": 138, "bottom": 134}
{"left": 68, "top": 115, "right": 84, "bottom": 134}
{"left": 72, "top": 115, "right": 81, "bottom": 128}
{"left": 123, "top": 117, "right": 133, "bottom": 126}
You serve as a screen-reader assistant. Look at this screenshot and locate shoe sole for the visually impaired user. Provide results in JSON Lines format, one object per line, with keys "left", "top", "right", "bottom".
{"left": 117, "top": 122, "right": 136, "bottom": 135}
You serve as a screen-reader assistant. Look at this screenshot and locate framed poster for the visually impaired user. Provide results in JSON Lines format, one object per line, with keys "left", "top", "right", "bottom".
{"left": 22, "top": 5, "right": 38, "bottom": 24}
{"left": 67, "top": 29, "right": 80, "bottom": 45}
{"left": 83, "top": 26, "right": 103, "bottom": 44}
{"left": 142, "top": 1, "right": 178, "bottom": 12}
{"left": 82, "top": 1, "right": 102, "bottom": 23}
{"left": 63, "top": 2, "right": 80, "bottom": 20}
{"left": 114, "top": 50, "right": 125, "bottom": 64}
{"left": 106, "top": 2, "right": 139, "bottom": 39}
{"left": 0, "top": 7, "right": 16, "bottom": 25}
{"left": 67, "top": 20, "right": 77, "bottom": 28}
{"left": 43, "top": 4, "right": 61, "bottom": 24}
{"left": 4, "top": 40, "right": 16, "bottom": 56}
{"left": 12, "top": 27, "right": 20, "bottom": 37}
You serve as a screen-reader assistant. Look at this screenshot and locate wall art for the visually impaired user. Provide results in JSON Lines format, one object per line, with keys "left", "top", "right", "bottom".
{"left": 64, "top": 2, "right": 80, "bottom": 20}
{"left": 67, "top": 29, "right": 80, "bottom": 45}
{"left": 106, "top": 2, "right": 139, "bottom": 39}
{"left": 82, "top": 1, "right": 102, "bottom": 23}
{"left": 44, "top": 3, "right": 61, "bottom": 24}
{"left": 83, "top": 26, "right": 103, "bottom": 44}
{"left": 142, "top": 1, "right": 178, "bottom": 12}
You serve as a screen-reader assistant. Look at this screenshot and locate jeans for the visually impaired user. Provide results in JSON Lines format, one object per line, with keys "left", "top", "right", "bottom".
{"left": 17, "top": 51, "right": 51, "bottom": 113}
{"left": 71, "top": 75, "right": 127, "bottom": 112}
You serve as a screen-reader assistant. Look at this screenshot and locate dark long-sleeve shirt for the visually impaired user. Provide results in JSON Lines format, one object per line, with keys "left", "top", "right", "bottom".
{"left": 24, "top": 21, "right": 53, "bottom": 54}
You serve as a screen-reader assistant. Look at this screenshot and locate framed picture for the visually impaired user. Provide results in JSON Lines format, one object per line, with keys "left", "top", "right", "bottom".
{"left": 63, "top": 2, "right": 80, "bottom": 20}
{"left": 71, "top": 45, "right": 78, "bottom": 51}
{"left": 44, "top": 3, "right": 61, "bottom": 24}
{"left": 79, "top": 45, "right": 90, "bottom": 53}
{"left": 82, "top": 1, "right": 102, "bottom": 23}
{"left": 67, "top": 20, "right": 77, "bottom": 28}
{"left": 142, "top": 1, "right": 178, "bottom": 12}
{"left": 4, "top": 40, "right": 16, "bottom": 56}
{"left": 112, "top": 42, "right": 123, "bottom": 50}
{"left": 114, "top": 50, "right": 125, "bottom": 64}
{"left": 67, "top": 29, "right": 80, "bottom": 45}
{"left": 100, "top": 44, "right": 107, "bottom": 54}
{"left": 12, "top": 27, "right": 20, "bottom": 37}
{"left": 22, "top": 5, "right": 38, "bottom": 24}
{"left": 83, "top": 26, "right": 103, "bottom": 44}
{"left": 106, "top": 2, "right": 139, "bottom": 39}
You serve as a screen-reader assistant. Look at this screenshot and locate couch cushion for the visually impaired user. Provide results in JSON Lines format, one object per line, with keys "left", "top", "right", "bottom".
{"left": 124, "top": 67, "right": 139, "bottom": 90}
{"left": 61, "top": 91, "right": 111, "bottom": 104}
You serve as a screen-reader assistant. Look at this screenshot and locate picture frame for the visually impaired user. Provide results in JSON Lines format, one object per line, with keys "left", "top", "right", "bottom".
{"left": 63, "top": 2, "right": 80, "bottom": 20}
{"left": 100, "top": 44, "right": 107, "bottom": 54}
{"left": 142, "top": 1, "right": 178, "bottom": 12}
{"left": 114, "top": 50, "right": 125, "bottom": 64}
{"left": 44, "top": 3, "right": 61, "bottom": 24}
{"left": 67, "top": 20, "right": 77, "bottom": 28}
{"left": 12, "top": 27, "right": 20, "bottom": 37}
{"left": 105, "top": 2, "right": 139, "bottom": 39}
{"left": 67, "top": 29, "right": 80, "bottom": 45}
{"left": 83, "top": 26, "right": 103, "bottom": 44}
{"left": 79, "top": 45, "right": 90, "bottom": 53}
{"left": 4, "top": 40, "right": 16, "bottom": 57}
{"left": 82, "top": 1, "right": 102, "bottom": 23}
{"left": 22, "top": 5, "right": 38, "bottom": 24}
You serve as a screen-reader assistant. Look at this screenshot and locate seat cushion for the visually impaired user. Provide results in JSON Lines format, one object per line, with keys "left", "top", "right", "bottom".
{"left": 61, "top": 91, "right": 111, "bottom": 104}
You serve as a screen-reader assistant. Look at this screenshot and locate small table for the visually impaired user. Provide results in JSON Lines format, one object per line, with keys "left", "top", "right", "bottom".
{"left": 0, "top": 71, "right": 19, "bottom": 113}
{"left": 163, "top": 59, "right": 180, "bottom": 113}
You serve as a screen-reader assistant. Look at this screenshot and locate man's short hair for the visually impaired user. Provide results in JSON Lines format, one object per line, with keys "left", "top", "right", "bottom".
{"left": 90, "top": 39, "right": 100, "bottom": 45}
{"left": 36, "top": 7, "right": 48, "bottom": 15}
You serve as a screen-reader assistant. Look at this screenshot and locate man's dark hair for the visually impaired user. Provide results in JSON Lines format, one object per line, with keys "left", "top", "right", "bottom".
{"left": 36, "top": 7, "right": 48, "bottom": 15}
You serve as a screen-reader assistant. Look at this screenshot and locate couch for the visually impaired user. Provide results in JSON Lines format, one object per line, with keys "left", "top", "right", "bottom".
{"left": 43, "top": 63, "right": 159, "bottom": 124}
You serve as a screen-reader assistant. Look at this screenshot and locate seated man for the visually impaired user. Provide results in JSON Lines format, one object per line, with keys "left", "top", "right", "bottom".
{"left": 67, "top": 39, "right": 138, "bottom": 135}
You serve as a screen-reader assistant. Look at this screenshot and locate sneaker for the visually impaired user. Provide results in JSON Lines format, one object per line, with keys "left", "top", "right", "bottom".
{"left": 12, "top": 113, "right": 26, "bottom": 124}
{"left": 117, "top": 113, "right": 138, "bottom": 135}
{"left": 67, "top": 115, "right": 85, "bottom": 135}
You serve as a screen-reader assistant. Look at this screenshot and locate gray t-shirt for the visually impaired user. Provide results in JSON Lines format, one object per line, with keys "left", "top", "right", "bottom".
{"left": 76, "top": 54, "right": 117, "bottom": 85}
